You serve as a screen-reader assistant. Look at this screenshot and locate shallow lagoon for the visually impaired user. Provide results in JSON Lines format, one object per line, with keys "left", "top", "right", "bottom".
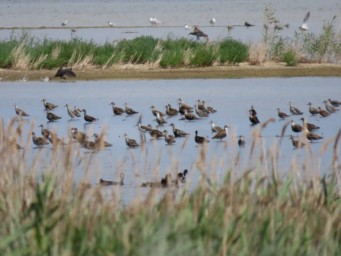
{"left": 0, "top": 77, "right": 340, "bottom": 203}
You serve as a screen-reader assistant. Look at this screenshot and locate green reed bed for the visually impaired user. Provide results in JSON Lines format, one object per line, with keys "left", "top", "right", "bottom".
{"left": 0, "top": 35, "right": 249, "bottom": 69}
{"left": 0, "top": 120, "right": 340, "bottom": 255}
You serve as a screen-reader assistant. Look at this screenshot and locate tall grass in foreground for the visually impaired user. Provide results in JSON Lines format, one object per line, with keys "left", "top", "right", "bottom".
{"left": 0, "top": 119, "right": 340, "bottom": 255}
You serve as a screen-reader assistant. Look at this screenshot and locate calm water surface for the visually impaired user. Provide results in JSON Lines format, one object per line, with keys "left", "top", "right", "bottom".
{"left": 0, "top": 0, "right": 340, "bottom": 43}
{"left": 0, "top": 77, "right": 340, "bottom": 204}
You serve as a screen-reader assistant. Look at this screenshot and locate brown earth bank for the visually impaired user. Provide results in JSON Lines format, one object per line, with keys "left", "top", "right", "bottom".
{"left": 1, "top": 62, "right": 341, "bottom": 81}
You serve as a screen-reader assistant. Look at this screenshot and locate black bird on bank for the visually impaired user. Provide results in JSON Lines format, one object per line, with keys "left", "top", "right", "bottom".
{"left": 244, "top": 21, "right": 255, "bottom": 27}
{"left": 54, "top": 66, "right": 76, "bottom": 79}
{"left": 189, "top": 26, "right": 209, "bottom": 41}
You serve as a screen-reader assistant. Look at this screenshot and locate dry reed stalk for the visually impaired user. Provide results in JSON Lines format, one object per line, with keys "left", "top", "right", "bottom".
{"left": 11, "top": 43, "right": 31, "bottom": 69}
{"left": 248, "top": 43, "right": 268, "bottom": 65}
{"left": 72, "top": 54, "right": 95, "bottom": 70}
{"left": 31, "top": 54, "right": 48, "bottom": 69}
{"left": 51, "top": 46, "right": 61, "bottom": 60}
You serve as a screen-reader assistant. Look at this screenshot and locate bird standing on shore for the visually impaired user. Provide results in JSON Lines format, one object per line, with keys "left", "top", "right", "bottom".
{"left": 149, "top": 17, "right": 162, "bottom": 25}
{"left": 244, "top": 21, "right": 255, "bottom": 27}
{"left": 55, "top": 66, "right": 76, "bottom": 79}
{"left": 189, "top": 26, "right": 209, "bottom": 41}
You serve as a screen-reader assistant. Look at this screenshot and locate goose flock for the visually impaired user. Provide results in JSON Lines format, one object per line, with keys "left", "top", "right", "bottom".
{"left": 10, "top": 95, "right": 340, "bottom": 186}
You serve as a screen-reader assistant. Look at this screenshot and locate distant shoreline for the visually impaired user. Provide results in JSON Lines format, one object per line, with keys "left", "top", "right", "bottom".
{"left": 1, "top": 63, "right": 341, "bottom": 81}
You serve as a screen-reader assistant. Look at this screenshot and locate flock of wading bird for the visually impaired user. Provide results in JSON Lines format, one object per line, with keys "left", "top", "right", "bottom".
{"left": 11, "top": 96, "right": 340, "bottom": 187}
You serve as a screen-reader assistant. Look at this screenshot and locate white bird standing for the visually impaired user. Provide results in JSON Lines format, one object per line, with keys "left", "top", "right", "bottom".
{"left": 62, "top": 19, "right": 68, "bottom": 26}
{"left": 299, "top": 11, "right": 310, "bottom": 31}
{"left": 184, "top": 24, "right": 192, "bottom": 30}
{"left": 108, "top": 21, "right": 115, "bottom": 27}
{"left": 209, "top": 17, "right": 216, "bottom": 25}
{"left": 149, "top": 16, "right": 162, "bottom": 25}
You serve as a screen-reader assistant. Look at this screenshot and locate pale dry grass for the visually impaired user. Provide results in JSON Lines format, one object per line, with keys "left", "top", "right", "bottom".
{"left": 11, "top": 43, "right": 31, "bottom": 69}
{"left": 248, "top": 43, "right": 268, "bottom": 65}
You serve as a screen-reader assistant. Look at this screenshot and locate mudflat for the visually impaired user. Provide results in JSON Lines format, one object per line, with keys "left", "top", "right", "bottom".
{"left": 1, "top": 62, "right": 341, "bottom": 81}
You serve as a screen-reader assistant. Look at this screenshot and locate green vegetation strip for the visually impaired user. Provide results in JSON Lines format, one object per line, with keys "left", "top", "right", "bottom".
{"left": 0, "top": 35, "right": 249, "bottom": 70}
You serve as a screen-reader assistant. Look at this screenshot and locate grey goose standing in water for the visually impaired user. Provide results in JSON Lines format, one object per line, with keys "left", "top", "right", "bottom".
{"left": 82, "top": 109, "right": 98, "bottom": 123}
{"left": 289, "top": 102, "right": 303, "bottom": 115}
{"left": 124, "top": 133, "right": 139, "bottom": 148}
{"left": 42, "top": 99, "right": 58, "bottom": 111}
{"left": 307, "top": 102, "right": 319, "bottom": 115}
{"left": 169, "top": 123, "right": 189, "bottom": 137}
{"left": 14, "top": 104, "right": 29, "bottom": 117}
